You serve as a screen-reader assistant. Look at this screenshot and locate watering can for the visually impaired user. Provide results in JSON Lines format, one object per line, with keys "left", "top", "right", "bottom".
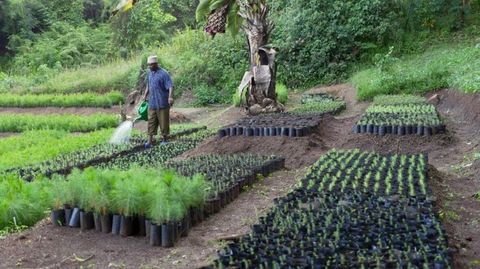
{"left": 136, "top": 101, "right": 149, "bottom": 122}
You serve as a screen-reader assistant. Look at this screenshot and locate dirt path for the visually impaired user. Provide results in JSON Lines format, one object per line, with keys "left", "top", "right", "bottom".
{"left": 0, "top": 85, "right": 478, "bottom": 268}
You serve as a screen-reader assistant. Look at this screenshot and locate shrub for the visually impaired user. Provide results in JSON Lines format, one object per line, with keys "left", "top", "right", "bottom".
{"left": 157, "top": 29, "right": 248, "bottom": 105}
{"left": 111, "top": 0, "right": 176, "bottom": 52}
{"left": 11, "top": 22, "right": 117, "bottom": 75}
{"left": 270, "top": 0, "right": 397, "bottom": 88}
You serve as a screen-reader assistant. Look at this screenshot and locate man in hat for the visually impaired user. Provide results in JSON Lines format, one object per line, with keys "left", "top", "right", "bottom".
{"left": 143, "top": 55, "right": 174, "bottom": 147}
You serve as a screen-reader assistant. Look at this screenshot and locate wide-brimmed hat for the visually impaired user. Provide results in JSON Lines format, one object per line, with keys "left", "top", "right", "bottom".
{"left": 147, "top": 55, "right": 158, "bottom": 64}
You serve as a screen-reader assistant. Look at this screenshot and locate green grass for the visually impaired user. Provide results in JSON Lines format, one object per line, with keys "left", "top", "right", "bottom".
{"left": 351, "top": 42, "right": 480, "bottom": 100}
{"left": 276, "top": 83, "right": 289, "bottom": 105}
{"left": 2, "top": 58, "right": 140, "bottom": 94}
{"left": 0, "top": 129, "right": 114, "bottom": 171}
{"left": 0, "top": 114, "right": 119, "bottom": 132}
{"left": 0, "top": 91, "right": 124, "bottom": 108}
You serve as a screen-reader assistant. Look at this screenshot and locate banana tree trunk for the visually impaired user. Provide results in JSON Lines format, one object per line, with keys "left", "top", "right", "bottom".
{"left": 239, "top": 2, "right": 283, "bottom": 115}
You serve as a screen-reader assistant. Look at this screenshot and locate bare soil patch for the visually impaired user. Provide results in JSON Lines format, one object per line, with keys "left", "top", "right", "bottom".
{"left": 0, "top": 132, "right": 18, "bottom": 138}
{"left": 0, "top": 85, "right": 479, "bottom": 268}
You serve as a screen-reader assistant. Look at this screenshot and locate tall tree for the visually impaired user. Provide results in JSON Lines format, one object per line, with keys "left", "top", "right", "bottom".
{"left": 196, "top": 0, "right": 283, "bottom": 114}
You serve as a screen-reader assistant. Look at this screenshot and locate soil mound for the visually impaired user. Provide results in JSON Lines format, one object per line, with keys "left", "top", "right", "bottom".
{"left": 428, "top": 89, "right": 480, "bottom": 132}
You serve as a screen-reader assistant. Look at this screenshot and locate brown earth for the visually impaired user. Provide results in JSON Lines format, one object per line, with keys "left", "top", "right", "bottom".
{"left": 0, "top": 132, "right": 18, "bottom": 138}
{"left": 0, "top": 85, "right": 479, "bottom": 268}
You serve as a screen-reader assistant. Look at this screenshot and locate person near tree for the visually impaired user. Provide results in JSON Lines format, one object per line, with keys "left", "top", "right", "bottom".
{"left": 143, "top": 55, "right": 174, "bottom": 148}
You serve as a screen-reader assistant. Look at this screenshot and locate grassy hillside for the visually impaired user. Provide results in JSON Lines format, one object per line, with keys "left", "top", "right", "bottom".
{"left": 351, "top": 39, "right": 480, "bottom": 100}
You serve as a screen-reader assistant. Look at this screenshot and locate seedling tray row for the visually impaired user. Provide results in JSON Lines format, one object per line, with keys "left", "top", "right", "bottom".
{"left": 211, "top": 150, "right": 452, "bottom": 268}
{"left": 219, "top": 113, "right": 322, "bottom": 138}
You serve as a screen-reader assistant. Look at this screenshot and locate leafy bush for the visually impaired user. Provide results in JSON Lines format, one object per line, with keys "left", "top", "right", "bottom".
{"left": 11, "top": 22, "right": 117, "bottom": 74}
{"left": 0, "top": 114, "right": 118, "bottom": 133}
{"left": 270, "top": 0, "right": 397, "bottom": 88}
{"left": 111, "top": 0, "right": 176, "bottom": 52}
{"left": 351, "top": 43, "right": 480, "bottom": 100}
{"left": 0, "top": 129, "right": 114, "bottom": 171}
{"left": 0, "top": 91, "right": 124, "bottom": 108}
{"left": 157, "top": 29, "right": 249, "bottom": 105}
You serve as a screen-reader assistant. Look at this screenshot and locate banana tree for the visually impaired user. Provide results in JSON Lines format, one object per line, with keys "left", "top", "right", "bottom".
{"left": 196, "top": 0, "right": 284, "bottom": 114}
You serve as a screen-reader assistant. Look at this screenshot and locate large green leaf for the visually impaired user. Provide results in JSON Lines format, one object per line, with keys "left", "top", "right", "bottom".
{"left": 226, "top": 2, "right": 243, "bottom": 36}
{"left": 196, "top": 0, "right": 213, "bottom": 22}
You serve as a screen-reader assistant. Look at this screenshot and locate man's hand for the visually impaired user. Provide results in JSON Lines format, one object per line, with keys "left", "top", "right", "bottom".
{"left": 168, "top": 97, "right": 174, "bottom": 106}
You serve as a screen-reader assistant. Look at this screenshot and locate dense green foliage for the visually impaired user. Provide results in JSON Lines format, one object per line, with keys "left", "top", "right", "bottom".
{"left": 111, "top": 0, "right": 176, "bottom": 52}
{"left": 0, "top": 114, "right": 119, "bottom": 132}
{"left": 1, "top": 0, "right": 479, "bottom": 101}
{"left": 270, "top": 0, "right": 479, "bottom": 88}
{"left": 11, "top": 22, "right": 117, "bottom": 75}
{"left": 0, "top": 91, "right": 123, "bottom": 107}
{"left": 352, "top": 42, "right": 480, "bottom": 100}
{"left": 270, "top": 0, "right": 396, "bottom": 88}
{"left": 0, "top": 129, "right": 113, "bottom": 171}
{"left": 157, "top": 29, "right": 248, "bottom": 106}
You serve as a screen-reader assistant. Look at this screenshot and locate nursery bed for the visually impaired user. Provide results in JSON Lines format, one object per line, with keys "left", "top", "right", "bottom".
{"left": 50, "top": 155, "right": 285, "bottom": 249}
{"left": 218, "top": 113, "right": 323, "bottom": 138}
{"left": 292, "top": 93, "right": 346, "bottom": 115}
{"left": 211, "top": 149, "right": 452, "bottom": 268}
{"left": 6, "top": 126, "right": 213, "bottom": 181}
{"left": 354, "top": 95, "right": 445, "bottom": 136}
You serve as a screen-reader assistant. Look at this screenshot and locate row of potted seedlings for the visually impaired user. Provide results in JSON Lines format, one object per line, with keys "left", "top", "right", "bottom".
{"left": 294, "top": 93, "right": 346, "bottom": 115}
{"left": 300, "top": 93, "right": 336, "bottom": 104}
{"left": 218, "top": 113, "right": 323, "bottom": 138}
{"left": 49, "top": 167, "right": 209, "bottom": 248}
{"left": 50, "top": 154, "right": 284, "bottom": 248}
{"left": 355, "top": 95, "right": 444, "bottom": 136}
{"left": 95, "top": 140, "right": 199, "bottom": 170}
{"left": 302, "top": 150, "right": 429, "bottom": 198}
{"left": 165, "top": 154, "right": 285, "bottom": 216}
{"left": 4, "top": 143, "right": 140, "bottom": 181}
{"left": 372, "top": 94, "right": 427, "bottom": 106}
{"left": 210, "top": 150, "right": 452, "bottom": 268}
{"left": 355, "top": 102, "right": 445, "bottom": 136}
